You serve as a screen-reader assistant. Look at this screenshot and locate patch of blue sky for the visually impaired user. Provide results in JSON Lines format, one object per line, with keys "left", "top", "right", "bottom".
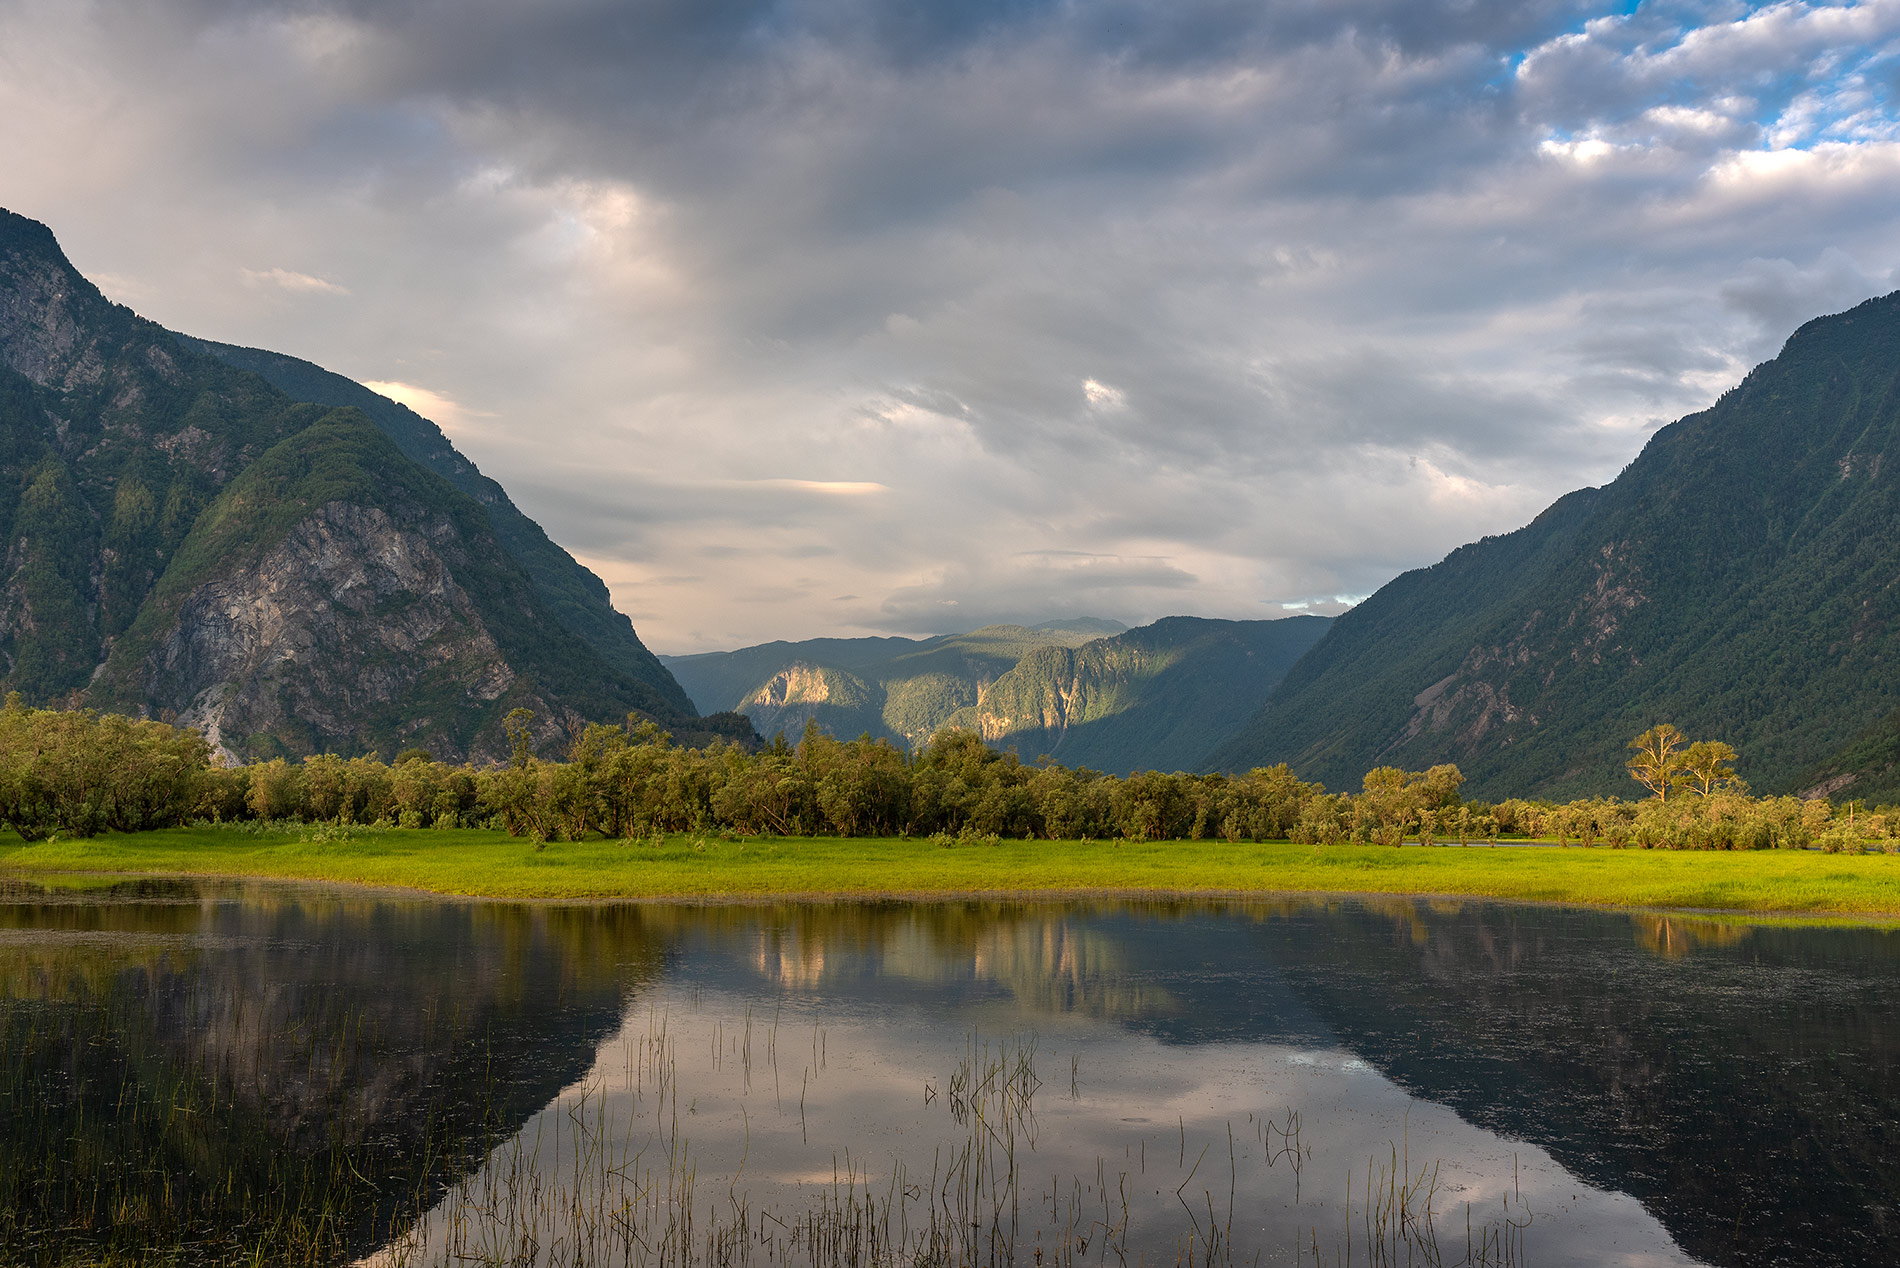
{"left": 1766, "top": 58, "right": 1900, "bottom": 146}
{"left": 1517, "top": 2, "right": 1899, "bottom": 151}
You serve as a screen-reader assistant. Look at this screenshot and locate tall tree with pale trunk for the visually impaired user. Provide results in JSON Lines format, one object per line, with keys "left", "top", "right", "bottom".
{"left": 1682, "top": 740, "right": 1741, "bottom": 796}
{"left": 1628, "top": 724, "right": 1689, "bottom": 801}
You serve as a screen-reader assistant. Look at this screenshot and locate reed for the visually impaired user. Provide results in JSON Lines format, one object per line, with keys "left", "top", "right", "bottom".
{"left": 369, "top": 1014, "right": 1535, "bottom": 1268}
{"left": 0, "top": 982, "right": 512, "bottom": 1267}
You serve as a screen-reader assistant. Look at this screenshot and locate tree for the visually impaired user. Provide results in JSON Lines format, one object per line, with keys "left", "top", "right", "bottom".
{"left": 1627, "top": 724, "right": 1689, "bottom": 801}
{"left": 505, "top": 708, "right": 536, "bottom": 771}
{"left": 1356, "top": 766, "right": 1412, "bottom": 847}
{"left": 1410, "top": 764, "right": 1465, "bottom": 810}
{"left": 1681, "top": 740, "right": 1741, "bottom": 796}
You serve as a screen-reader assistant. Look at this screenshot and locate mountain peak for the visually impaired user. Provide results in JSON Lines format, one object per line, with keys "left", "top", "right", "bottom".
{"left": 0, "top": 208, "right": 122, "bottom": 391}
{"left": 0, "top": 208, "right": 61, "bottom": 259}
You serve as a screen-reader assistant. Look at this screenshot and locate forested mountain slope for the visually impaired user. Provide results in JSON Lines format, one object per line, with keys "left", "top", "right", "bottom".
{"left": 1209, "top": 289, "right": 1900, "bottom": 800}
{"left": 180, "top": 337, "right": 695, "bottom": 719}
{"left": 0, "top": 207, "right": 728, "bottom": 760}
{"left": 668, "top": 615, "right": 1330, "bottom": 774}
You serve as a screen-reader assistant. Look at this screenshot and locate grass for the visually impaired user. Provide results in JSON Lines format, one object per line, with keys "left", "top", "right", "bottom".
{"left": 6, "top": 826, "right": 1900, "bottom": 920}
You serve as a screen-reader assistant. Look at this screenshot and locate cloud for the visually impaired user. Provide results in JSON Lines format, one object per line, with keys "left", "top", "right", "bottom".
{"left": 360, "top": 380, "right": 477, "bottom": 433}
{"left": 1, "top": 0, "right": 1897, "bottom": 652}
{"left": 863, "top": 550, "right": 1200, "bottom": 635}
{"left": 241, "top": 265, "right": 350, "bottom": 295}
{"left": 747, "top": 479, "right": 888, "bottom": 496}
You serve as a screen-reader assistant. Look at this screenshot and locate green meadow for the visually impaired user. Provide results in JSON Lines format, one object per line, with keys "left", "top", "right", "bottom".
{"left": 6, "top": 825, "right": 1900, "bottom": 921}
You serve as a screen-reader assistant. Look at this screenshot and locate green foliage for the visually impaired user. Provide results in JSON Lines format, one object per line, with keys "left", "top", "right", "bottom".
{"left": 0, "top": 695, "right": 211, "bottom": 839}
{"left": 881, "top": 672, "right": 978, "bottom": 742}
{"left": 505, "top": 708, "right": 536, "bottom": 770}
{"left": 4, "top": 457, "right": 97, "bottom": 697}
{"left": 1628, "top": 723, "right": 1690, "bottom": 801}
{"left": 11, "top": 706, "right": 1868, "bottom": 857}
{"left": 1681, "top": 739, "right": 1742, "bottom": 797}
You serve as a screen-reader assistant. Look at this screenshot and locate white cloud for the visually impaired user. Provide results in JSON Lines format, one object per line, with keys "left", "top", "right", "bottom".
{"left": 241, "top": 266, "right": 349, "bottom": 295}
{"left": 746, "top": 479, "right": 888, "bottom": 496}
{"left": 361, "top": 381, "right": 475, "bottom": 434}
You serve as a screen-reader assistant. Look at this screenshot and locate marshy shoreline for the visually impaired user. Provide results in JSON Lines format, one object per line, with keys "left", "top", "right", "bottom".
{"left": 7, "top": 826, "right": 1900, "bottom": 925}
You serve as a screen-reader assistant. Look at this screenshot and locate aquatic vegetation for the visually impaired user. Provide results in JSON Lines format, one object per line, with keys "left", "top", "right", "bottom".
{"left": 371, "top": 1015, "right": 1534, "bottom": 1268}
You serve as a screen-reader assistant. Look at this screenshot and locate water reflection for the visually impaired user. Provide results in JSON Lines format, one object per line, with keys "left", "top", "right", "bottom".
{"left": 0, "top": 878, "right": 661, "bottom": 1264}
{"left": 1, "top": 879, "right": 1894, "bottom": 1266}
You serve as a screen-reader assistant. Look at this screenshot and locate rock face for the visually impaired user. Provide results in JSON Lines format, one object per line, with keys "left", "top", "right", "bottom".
{"left": 152, "top": 502, "right": 515, "bottom": 757}
{"left": 1210, "top": 288, "right": 1900, "bottom": 799}
{"left": 0, "top": 206, "right": 730, "bottom": 760}
{"left": 738, "top": 662, "right": 882, "bottom": 746}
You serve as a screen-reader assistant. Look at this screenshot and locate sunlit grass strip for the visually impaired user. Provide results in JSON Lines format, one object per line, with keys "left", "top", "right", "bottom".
{"left": 7, "top": 827, "right": 1900, "bottom": 919}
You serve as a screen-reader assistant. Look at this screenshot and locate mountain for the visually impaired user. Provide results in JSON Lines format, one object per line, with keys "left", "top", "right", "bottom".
{"left": 176, "top": 337, "right": 695, "bottom": 719}
{"left": 0, "top": 207, "right": 735, "bottom": 761}
{"left": 1209, "top": 289, "right": 1900, "bottom": 801}
{"left": 666, "top": 614, "right": 1331, "bottom": 773}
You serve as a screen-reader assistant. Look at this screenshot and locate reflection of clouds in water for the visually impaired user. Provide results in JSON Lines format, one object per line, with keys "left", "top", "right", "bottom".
{"left": 377, "top": 988, "right": 1697, "bottom": 1268}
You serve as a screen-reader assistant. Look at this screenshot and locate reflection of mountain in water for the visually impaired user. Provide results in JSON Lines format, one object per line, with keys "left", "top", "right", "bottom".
{"left": 7, "top": 886, "right": 1893, "bottom": 1268}
{"left": 0, "top": 880, "right": 660, "bottom": 1264}
{"left": 1247, "top": 900, "right": 1900, "bottom": 1268}
{"left": 663, "top": 896, "right": 1900, "bottom": 1268}
{"left": 648, "top": 900, "right": 1330, "bottom": 1035}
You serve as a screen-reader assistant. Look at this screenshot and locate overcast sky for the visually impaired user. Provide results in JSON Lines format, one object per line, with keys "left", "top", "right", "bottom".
{"left": 3, "top": 0, "right": 1898, "bottom": 652}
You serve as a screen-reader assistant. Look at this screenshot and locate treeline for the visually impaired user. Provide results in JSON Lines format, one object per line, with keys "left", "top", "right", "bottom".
{"left": 1, "top": 698, "right": 1894, "bottom": 853}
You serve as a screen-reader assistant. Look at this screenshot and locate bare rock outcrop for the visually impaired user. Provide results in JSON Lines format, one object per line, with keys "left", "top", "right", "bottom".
{"left": 152, "top": 502, "right": 515, "bottom": 761}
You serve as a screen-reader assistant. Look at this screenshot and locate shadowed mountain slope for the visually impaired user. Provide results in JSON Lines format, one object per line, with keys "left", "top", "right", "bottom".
{"left": 1209, "top": 289, "right": 1900, "bottom": 799}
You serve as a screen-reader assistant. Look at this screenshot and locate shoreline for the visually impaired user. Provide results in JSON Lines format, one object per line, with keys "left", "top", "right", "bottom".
{"left": 7, "top": 866, "right": 1900, "bottom": 929}
{"left": 6, "top": 826, "right": 1900, "bottom": 926}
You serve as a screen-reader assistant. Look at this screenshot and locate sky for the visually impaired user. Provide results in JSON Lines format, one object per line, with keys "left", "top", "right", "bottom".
{"left": 2, "top": 0, "right": 1898, "bottom": 654}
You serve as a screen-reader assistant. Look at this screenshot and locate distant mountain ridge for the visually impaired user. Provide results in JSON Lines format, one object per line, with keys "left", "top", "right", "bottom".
{"left": 1210, "top": 288, "right": 1900, "bottom": 801}
{"left": 667, "top": 614, "right": 1331, "bottom": 774}
{"left": 0, "top": 207, "right": 734, "bottom": 760}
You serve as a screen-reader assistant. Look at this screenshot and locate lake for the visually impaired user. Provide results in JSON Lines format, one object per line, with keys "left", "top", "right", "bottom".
{"left": 1, "top": 877, "right": 1894, "bottom": 1267}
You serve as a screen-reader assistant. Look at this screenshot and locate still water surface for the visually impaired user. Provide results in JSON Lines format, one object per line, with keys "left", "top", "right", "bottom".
{"left": 1, "top": 877, "right": 1894, "bottom": 1267}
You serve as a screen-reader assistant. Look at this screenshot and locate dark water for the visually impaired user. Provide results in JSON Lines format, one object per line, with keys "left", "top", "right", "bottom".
{"left": 1, "top": 878, "right": 1895, "bottom": 1267}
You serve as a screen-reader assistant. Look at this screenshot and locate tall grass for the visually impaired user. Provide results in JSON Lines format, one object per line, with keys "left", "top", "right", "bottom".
{"left": 369, "top": 1007, "right": 1535, "bottom": 1268}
